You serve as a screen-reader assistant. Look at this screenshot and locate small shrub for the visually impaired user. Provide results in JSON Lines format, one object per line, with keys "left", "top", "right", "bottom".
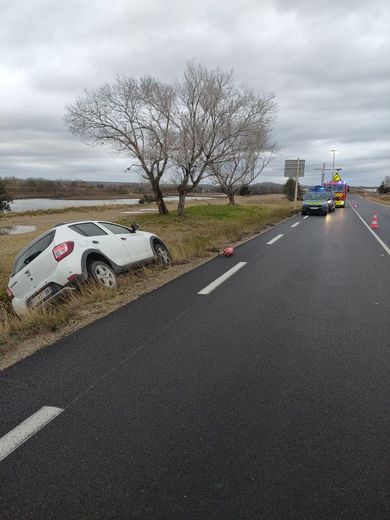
{"left": 239, "top": 185, "right": 251, "bottom": 196}
{"left": 138, "top": 194, "right": 156, "bottom": 204}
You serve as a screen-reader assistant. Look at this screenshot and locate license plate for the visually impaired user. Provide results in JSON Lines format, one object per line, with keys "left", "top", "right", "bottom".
{"left": 310, "top": 207, "right": 319, "bottom": 210}
{"left": 31, "top": 286, "right": 53, "bottom": 306}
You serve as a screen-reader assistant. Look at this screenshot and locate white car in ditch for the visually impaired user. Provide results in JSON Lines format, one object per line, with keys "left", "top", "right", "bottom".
{"left": 6, "top": 220, "right": 171, "bottom": 316}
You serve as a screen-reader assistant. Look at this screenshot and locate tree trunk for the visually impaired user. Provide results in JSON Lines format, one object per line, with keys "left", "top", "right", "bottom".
{"left": 153, "top": 183, "right": 169, "bottom": 215}
{"left": 228, "top": 192, "right": 236, "bottom": 205}
{"left": 177, "top": 191, "right": 186, "bottom": 217}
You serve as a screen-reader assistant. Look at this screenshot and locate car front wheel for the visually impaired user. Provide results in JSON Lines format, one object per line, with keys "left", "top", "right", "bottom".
{"left": 153, "top": 242, "right": 172, "bottom": 265}
{"left": 88, "top": 260, "right": 118, "bottom": 288}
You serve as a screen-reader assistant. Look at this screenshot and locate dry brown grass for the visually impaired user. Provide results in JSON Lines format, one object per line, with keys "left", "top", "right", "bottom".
{"left": 364, "top": 193, "right": 390, "bottom": 206}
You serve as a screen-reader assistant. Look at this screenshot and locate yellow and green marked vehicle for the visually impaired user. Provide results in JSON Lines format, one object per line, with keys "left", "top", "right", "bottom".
{"left": 302, "top": 186, "right": 335, "bottom": 216}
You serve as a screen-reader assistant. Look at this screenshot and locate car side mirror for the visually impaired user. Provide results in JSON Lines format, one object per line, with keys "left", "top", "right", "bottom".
{"left": 130, "top": 223, "right": 139, "bottom": 233}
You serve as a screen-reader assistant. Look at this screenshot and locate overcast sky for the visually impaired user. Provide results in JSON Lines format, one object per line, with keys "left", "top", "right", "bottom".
{"left": 0, "top": 0, "right": 388, "bottom": 186}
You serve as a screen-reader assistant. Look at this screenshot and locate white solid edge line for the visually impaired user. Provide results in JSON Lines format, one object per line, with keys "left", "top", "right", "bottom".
{"left": 303, "top": 215, "right": 309, "bottom": 219}
{"left": 198, "top": 262, "right": 247, "bottom": 295}
{"left": 0, "top": 406, "right": 64, "bottom": 463}
{"left": 348, "top": 202, "right": 390, "bottom": 256}
{"left": 291, "top": 222, "right": 300, "bottom": 228}
{"left": 266, "top": 234, "right": 284, "bottom": 245}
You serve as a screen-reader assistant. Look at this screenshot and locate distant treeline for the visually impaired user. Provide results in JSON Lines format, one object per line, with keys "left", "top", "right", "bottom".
{"left": 1, "top": 177, "right": 130, "bottom": 199}
{"left": 245, "top": 182, "right": 284, "bottom": 195}
{"left": 0, "top": 177, "right": 283, "bottom": 199}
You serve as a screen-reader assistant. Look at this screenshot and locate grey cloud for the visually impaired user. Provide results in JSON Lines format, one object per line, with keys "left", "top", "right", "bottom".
{"left": 0, "top": 0, "right": 388, "bottom": 186}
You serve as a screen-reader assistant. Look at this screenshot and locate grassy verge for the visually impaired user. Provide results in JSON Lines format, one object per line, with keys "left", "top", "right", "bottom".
{"left": 0, "top": 202, "right": 295, "bottom": 364}
{"left": 364, "top": 193, "right": 390, "bottom": 206}
{"left": 118, "top": 204, "right": 294, "bottom": 261}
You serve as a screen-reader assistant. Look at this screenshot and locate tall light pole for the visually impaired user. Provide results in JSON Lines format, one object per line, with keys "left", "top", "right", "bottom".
{"left": 330, "top": 149, "right": 337, "bottom": 179}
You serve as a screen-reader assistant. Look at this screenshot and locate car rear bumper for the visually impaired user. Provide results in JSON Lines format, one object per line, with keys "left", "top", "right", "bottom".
{"left": 12, "top": 276, "right": 85, "bottom": 316}
{"left": 302, "top": 205, "right": 328, "bottom": 214}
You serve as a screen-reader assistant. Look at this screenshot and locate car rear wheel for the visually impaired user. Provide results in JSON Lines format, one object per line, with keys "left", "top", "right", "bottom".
{"left": 88, "top": 260, "right": 117, "bottom": 288}
{"left": 153, "top": 242, "right": 172, "bottom": 265}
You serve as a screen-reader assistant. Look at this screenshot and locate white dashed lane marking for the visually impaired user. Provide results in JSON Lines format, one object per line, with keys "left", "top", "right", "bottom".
{"left": 266, "top": 234, "right": 284, "bottom": 245}
{"left": 198, "top": 262, "right": 247, "bottom": 295}
{"left": 0, "top": 406, "right": 64, "bottom": 463}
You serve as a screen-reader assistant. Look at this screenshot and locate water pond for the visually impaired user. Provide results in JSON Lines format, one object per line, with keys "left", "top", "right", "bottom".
{"left": 0, "top": 225, "right": 37, "bottom": 235}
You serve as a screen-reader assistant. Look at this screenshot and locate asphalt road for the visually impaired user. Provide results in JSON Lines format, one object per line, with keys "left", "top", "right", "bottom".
{"left": 1, "top": 197, "right": 390, "bottom": 519}
{"left": 348, "top": 194, "right": 390, "bottom": 246}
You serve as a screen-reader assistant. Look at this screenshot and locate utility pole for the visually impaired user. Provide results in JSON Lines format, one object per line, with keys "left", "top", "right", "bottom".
{"left": 314, "top": 162, "right": 331, "bottom": 185}
{"left": 294, "top": 157, "right": 300, "bottom": 209}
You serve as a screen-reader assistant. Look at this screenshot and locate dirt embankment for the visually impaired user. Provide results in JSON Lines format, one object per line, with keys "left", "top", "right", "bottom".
{"left": 363, "top": 193, "right": 390, "bottom": 206}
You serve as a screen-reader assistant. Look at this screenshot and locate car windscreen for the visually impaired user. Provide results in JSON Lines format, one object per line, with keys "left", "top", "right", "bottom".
{"left": 12, "top": 231, "right": 56, "bottom": 276}
{"left": 303, "top": 192, "right": 327, "bottom": 200}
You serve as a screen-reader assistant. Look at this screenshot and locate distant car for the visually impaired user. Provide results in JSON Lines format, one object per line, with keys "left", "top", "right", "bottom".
{"left": 6, "top": 220, "right": 171, "bottom": 316}
{"left": 302, "top": 187, "right": 335, "bottom": 215}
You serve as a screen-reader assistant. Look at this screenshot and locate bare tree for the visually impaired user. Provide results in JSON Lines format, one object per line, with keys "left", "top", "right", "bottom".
{"left": 65, "top": 65, "right": 276, "bottom": 215}
{"left": 170, "top": 63, "right": 277, "bottom": 213}
{"left": 170, "top": 63, "right": 233, "bottom": 216}
{"left": 209, "top": 88, "right": 278, "bottom": 204}
{"left": 65, "top": 76, "right": 175, "bottom": 215}
{"left": 210, "top": 148, "right": 274, "bottom": 204}
{"left": 210, "top": 127, "right": 276, "bottom": 204}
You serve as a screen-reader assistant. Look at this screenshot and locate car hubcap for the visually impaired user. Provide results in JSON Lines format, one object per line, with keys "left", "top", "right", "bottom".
{"left": 157, "top": 246, "right": 170, "bottom": 264}
{"left": 95, "top": 265, "right": 115, "bottom": 287}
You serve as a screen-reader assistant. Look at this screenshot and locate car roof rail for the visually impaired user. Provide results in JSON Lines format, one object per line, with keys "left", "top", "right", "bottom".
{"left": 54, "top": 220, "right": 90, "bottom": 227}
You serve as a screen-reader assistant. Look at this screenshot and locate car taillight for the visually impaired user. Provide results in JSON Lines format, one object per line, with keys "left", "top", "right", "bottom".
{"left": 52, "top": 241, "right": 74, "bottom": 262}
{"left": 6, "top": 287, "right": 14, "bottom": 300}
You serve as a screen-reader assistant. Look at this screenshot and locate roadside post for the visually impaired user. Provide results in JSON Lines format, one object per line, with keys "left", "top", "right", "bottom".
{"left": 284, "top": 159, "right": 305, "bottom": 209}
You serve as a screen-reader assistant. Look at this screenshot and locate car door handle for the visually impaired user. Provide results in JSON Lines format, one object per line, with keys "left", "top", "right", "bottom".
{"left": 92, "top": 240, "right": 99, "bottom": 244}
{"left": 120, "top": 237, "right": 127, "bottom": 240}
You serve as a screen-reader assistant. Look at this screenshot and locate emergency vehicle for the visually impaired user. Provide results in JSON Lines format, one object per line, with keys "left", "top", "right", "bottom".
{"left": 301, "top": 186, "right": 335, "bottom": 216}
{"left": 325, "top": 170, "right": 349, "bottom": 208}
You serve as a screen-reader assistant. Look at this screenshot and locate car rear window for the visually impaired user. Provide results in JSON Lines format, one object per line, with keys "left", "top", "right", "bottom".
{"left": 69, "top": 223, "right": 108, "bottom": 237}
{"left": 303, "top": 192, "right": 327, "bottom": 200}
{"left": 98, "top": 222, "right": 131, "bottom": 234}
{"left": 12, "top": 231, "right": 56, "bottom": 276}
